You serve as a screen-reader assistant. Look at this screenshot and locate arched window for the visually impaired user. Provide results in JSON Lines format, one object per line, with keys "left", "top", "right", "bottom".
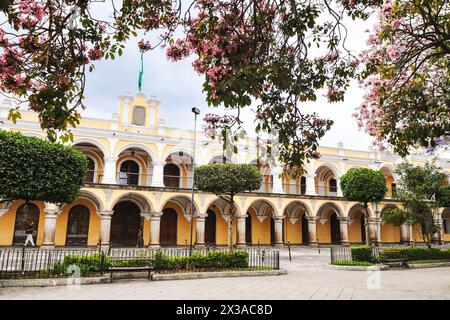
{"left": 85, "top": 157, "right": 96, "bottom": 183}
{"left": 300, "top": 176, "right": 306, "bottom": 195}
{"left": 66, "top": 205, "right": 90, "bottom": 246}
{"left": 160, "top": 208, "right": 178, "bottom": 246}
{"left": 164, "top": 163, "right": 180, "bottom": 188}
{"left": 330, "top": 213, "right": 340, "bottom": 244}
{"left": 205, "top": 210, "right": 216, "bottom": 245}
{"left": 119, "top": 160, "right": 140, "bottom": 185}
{"left": 13, "top": 203, "right": 40, "bottom": 245}
{"left": 111, "top": 201, "right": 142, "bottom": 247}
{"left": 329, "top": 179, "right": 337, "bottom": 193}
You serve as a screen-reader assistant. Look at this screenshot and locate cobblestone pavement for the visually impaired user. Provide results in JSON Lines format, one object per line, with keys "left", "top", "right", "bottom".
{"left": 2, "top": 246, "right": 450, "bottom": 300}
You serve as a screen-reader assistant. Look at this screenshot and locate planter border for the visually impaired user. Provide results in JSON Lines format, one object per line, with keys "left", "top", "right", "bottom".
{"left": 0, "top": 276, "right": 111, "bottom": 288}
{"left": 407, "top": 261, "right": 450, "bottom": 269}
{"left": 150, "top": 269, "right": 287, "bottom": 281}
{"left": 328, "top": 264, "right": 389, "bottom": 271}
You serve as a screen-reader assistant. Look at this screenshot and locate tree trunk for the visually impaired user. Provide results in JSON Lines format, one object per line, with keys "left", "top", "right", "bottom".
{"left": 365, "top": 203, "right": 370, "bottom": 246}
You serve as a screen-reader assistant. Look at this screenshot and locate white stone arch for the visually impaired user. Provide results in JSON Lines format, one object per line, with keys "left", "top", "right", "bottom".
{"left": 208, "top": 152, "right": 237, "bottom": 164}
{"left": 114, "top": 143, "right": 157, "bottom": 162}
{"left": 282, "top": 200, "right": 312, "bottom": 218}
{"left": 348, "top": 203, "right": 373, "bottom": 220}
{"left": 72, "top": 137, "right": 108, "bottom": 157}
{"left": 316, "top": 202, "right": 343, "bottom": 220}
{"left": 109, "top": 192, "right": 153, "bottom": 213}
{"left": 161, "top": 147, "right": 198, "bottom": 166}
{"left": 204, "top": 197, "right": 242, "bottom": 217}
{"left": 379, "top": 164, "right": 397, "bottom": 182}
{"left": 315, "top": 163, "right": 341, "bottom": 178}
{"left": 245, "top": 199, "right": 279, "bottom": 219}
{"left": 78, "top": 190, "right": 105, "bottom": 211}
{"left": 158, "top": 195, "right": 200, "bottom": 216}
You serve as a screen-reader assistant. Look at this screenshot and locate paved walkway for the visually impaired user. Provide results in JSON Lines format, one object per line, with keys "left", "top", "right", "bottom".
{"left": 2, "top": 247, "right": 450, "bottom": 300}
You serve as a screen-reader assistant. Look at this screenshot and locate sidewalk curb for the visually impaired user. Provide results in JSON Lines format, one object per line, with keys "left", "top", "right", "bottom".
{"left": 407, "top": 262, "right": 450, "bottom": 269}
{"left": 327, "top": 264, "right": 389, "bottom": 271}
{"left": 0, "top": 276, "right": 111, "bottom": 288}
{"left": 151, "top": 269, "right": 288, "bottom": 281}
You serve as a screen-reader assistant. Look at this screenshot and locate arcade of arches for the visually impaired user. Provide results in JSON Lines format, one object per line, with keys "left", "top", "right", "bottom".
{"left": 1, "top": 194, "right": 449, "bottom": 248}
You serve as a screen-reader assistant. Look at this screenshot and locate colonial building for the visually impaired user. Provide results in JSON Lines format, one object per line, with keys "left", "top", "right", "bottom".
{"left": 0, "top": 92, "right": 449, "bottom": 249}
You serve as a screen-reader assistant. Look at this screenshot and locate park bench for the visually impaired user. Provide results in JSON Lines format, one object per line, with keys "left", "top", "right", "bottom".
{"left": 379, "top": 250, "right": 407, "bottom": 267}
{"left": 108, "top": 255, "right": 153, "bottom": 282}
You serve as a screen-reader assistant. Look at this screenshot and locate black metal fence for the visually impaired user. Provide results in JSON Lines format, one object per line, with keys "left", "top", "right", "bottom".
{"left": 0, "top": 247, "right": 279, "bottom": 279}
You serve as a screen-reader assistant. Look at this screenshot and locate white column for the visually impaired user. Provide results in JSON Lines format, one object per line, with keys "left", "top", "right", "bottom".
{"left": 102, "top": 157, "right": 118, "bottom": 184}
{"left": 98, "top": 210, "right": 113, "bottom": 250}
{"left": 433, "top": 219, "right": 443, "bottom": 244}
{"left": 400, "top": 224, "right": 410, "bottom": 244}
{"left": 236, "top": 214, "right": 247, "bottom": 248}
{"left": 368, "top": 218, "right": 378, "bottom": 244}
{"left": 336, "top": 176, "right": 343, "bottom": 197}
{"left": 149, "top": 212, "right": 163, "bottom": 248}
{"left": 274, "top": 217, "right": 284, "bottom": 246}
{"left": 271, "top": 165, "right": 284, "bottom": 194}
{"left": 307, "top": 216, "right": 318, "bottom": 245}
{"left": 195, "top": 213, "right": 207, "bottom": 247}
{"left": 305, "top": 174, "right": 317, "bottom": 196}
{"left": 41, "top": 203, "right": 61, "bottom": 249}
{"left": 151, "top": 161, "right": 165, "bottom": 187}
{"left": 339, "top": 217, "right": 349, "bottom": 245}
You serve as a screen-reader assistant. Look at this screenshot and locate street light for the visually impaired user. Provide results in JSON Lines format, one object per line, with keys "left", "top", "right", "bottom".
{"left": 189, "top": 107, "right": 201, "bottom": 257}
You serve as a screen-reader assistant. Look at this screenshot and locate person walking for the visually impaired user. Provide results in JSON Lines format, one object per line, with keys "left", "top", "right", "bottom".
{"left": 24, "top": 222, "right": 35, "bottom": 247}
{"left": 137, "top": 227, "right": 143, "bottom": 248}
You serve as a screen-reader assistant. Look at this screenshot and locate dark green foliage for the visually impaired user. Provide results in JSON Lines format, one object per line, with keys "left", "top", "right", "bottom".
{"left": 0, "top": 130, "right": 88, "bottom": 204}
{"left": 340, "top": 168, "right": 387, "bottom": 203}
{"left": 437, "top": 185, "right": 450, "bottom": 208}
{"left": 53, "top": 254, "right": 110, "bottom": 276}
{"left": 393, "top": 248, "right": 450, "bottom": 262}
{"left": 351, "top": 246, "right": 373, "bottom": 262}
{"left": 195, "top": 164, "right": 262, "bottom": 195}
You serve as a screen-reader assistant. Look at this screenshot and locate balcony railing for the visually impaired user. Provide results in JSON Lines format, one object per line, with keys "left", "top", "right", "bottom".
{"left": 85, "top": 170, "right": 103, "bottom": 183}
{"left": 116, "top": 172, "right": 153, "bottom": 186}
{"left": 163, "top": 175, "right": 193, "bottom": 189}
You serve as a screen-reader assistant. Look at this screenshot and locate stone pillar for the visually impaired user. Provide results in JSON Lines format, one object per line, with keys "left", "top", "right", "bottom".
{"left": 339, "top": 217, "right": 349, "bottom": 245}
{"left": 149, "top": 212, "right": 163, "bottom": 248}
{"left": 307, "top": 216, "right": 318, "bottom": 245}
{"left": 151, "top": 161, "right": 165, "bottom": 187}
{"left": 98, "top": 210, "right": 113, "bottom": 250}
{"left": 236, "top": 214, "right": 247, "bottom": 248}
{"left": 368, "top": 218, "right": 378, "bottom": 244}
{"left": 273, "top": 216, "right": 284, "bottom": 246}
{"left": 195, "top": 213, "right": 207, "bottom": 247}
{"left": 101, "top": 157, "right": 118, "bottom": 184}
{"left": 41, "top": 203, "right": 61, "bottom": 249}
{"left": 305, "top": 174, "right": 317, "bottom": 196}
{"left": 376, "top": 218, "right": 382, "bottom": 244}
{"left": 336, "top": 176, "right": 343, "bottom": 197}
{"left": 271, "top": 166, "right": 284, "bottom": 194}
{"left": 400, "top": 224, "right": 411, "bottom": 244}
{"left": 433, "top": 219, "right": 443, "bottom": 244}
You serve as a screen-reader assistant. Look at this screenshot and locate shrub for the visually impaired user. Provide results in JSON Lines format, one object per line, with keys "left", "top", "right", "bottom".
{"left": 351, "top": 246, "right": 373, "bottom": 262}
{"left": 53, "top": 253, "right": 110, "bottom": 276}
{"left": 396, "top": 248, "right": 450, "bottom": 261}
{"left": 0, "top": 130, "right": 87, "bottom": 203}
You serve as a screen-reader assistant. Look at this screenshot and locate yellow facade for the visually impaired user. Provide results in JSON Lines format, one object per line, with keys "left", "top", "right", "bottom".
{"left": 0, "top": 92, "right": 449, "bottom": 248}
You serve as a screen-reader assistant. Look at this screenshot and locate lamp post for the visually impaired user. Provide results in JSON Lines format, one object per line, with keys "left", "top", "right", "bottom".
{"left": 189, "top": 107, "right": 201, "bottom": 257}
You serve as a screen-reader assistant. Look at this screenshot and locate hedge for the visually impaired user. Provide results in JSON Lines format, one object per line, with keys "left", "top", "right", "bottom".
{"left": 351, "top": 246, "right": 373, "bottom": 262}
{"left": 0, "top": 130, "right": 87, "bottom": 203}
{"left": 351, "top": 247, "right": 450, "bottom": 263}
{"left": 53, "top": 250, "right": 250, "bottom": 276}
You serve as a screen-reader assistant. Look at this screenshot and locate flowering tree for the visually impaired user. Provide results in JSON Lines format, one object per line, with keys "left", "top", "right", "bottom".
{"left": 354, "top": 0, "right": 450, "bottom": 155}
{"left": 3, "top": 1, "right": 447, "bottom": 173}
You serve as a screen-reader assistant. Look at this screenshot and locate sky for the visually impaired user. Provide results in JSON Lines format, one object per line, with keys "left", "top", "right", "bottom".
{"left": 80, "top": 4, "right": 378, "bottom": 152}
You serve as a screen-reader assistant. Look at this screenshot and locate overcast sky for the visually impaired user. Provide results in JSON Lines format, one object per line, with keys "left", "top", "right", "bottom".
{"left": 80, "top": 5, "right": 378, "bottom": 151}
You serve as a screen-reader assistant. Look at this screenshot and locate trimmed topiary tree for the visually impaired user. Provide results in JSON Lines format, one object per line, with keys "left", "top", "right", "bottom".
{"left": 0, "top": 130, "right": 88, "bottom": 204}
{"left": 340, "top": 168, "right": 387, "bottom": 246}
{"left": 195, "top": 163, "right": 262, "bottom": 248}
